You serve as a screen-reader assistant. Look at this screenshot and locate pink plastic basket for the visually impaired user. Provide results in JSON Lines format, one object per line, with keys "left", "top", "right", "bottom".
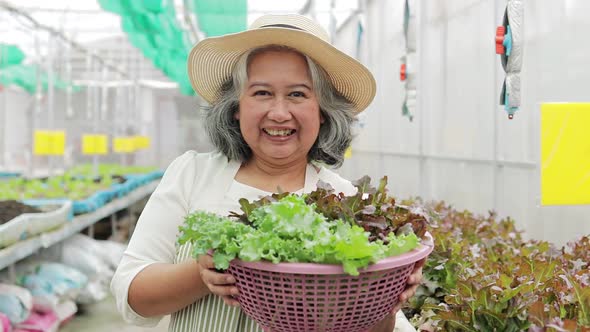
{"left": 228, "top": 243, "right": 433, "bottom": 332}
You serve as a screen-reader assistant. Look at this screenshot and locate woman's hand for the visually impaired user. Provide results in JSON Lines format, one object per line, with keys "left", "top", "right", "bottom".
{"left": 392, "top": 257, "right": 426, "bottom": 313}
{"left": 197, "top": 255, "right": 240, "bottom": 307}
{"left": 369, "top": 258, "right": 426, "bottom": 331}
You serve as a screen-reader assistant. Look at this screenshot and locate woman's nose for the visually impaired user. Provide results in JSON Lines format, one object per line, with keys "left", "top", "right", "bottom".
{"left": 267, "top": 98, "right": 292, "bottom": 122}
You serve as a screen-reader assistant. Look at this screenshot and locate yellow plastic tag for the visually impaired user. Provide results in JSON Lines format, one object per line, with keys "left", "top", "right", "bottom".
{"left": 541, "top": 103, "right": 590, "bottom": 205}
{"left": 113, "top": 137, "right": 135, "bottom": 153}
{"left": 82, "top": 135, "right": 108, "bottom": 155}
{"left": 134, "top": 136, "right": 150, "bottom": 149}
{"left": 34, "top": 131, "right": 51, "bottom": 155}
{"left": 50, "top": 131, "right": 65, "bottom": 155}
{"left": 34, "top": 130, "right": 65, "bottom": 155}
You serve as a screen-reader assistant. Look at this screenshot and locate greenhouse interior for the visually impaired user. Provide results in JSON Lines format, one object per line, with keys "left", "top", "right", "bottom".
{"left": 0, "top": 0, "right": 589, "bottom": 331}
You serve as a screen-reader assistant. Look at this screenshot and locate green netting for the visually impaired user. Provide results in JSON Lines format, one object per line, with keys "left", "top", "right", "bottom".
{"left": 98, "top": 0, "right": 164, "bottom": 17}
{"left": 129, "top": 0, "right": 164, "bottom": 13}
{"left": 0, "top": 65, "right": 81, "bottom": 94}
{"left": 121, "top": 16, "right": 138, "bottom": 34}
{"left": 97, "top": 0, "right": 130, "bottom": 15}
{"left": 128, "top": 13, "right": 161, "bottom": 33}
{"left": 129, "top": 33, "right": 158, "bottom": 60}
{"left": 0, "top": 44, "right": 25, "bottom": 68}
{"left": 98, "top": 0, "right": 194, "bottom": 95}
{"left": 193, "top": 0, "right": 247, "bottom": 37}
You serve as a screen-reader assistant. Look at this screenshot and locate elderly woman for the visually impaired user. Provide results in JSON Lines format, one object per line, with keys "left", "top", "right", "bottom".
{"left": 111, "top": 14, "right": 424, "bottom": 332}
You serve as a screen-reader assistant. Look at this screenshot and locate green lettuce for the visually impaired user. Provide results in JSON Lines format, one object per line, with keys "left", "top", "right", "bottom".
{"left": 178, "top": 193, "right": 420, "bottom": 275}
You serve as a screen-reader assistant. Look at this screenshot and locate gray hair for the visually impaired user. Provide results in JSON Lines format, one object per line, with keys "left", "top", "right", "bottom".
{"left": 203, "top": 45, "right": 355, "bottom": 167}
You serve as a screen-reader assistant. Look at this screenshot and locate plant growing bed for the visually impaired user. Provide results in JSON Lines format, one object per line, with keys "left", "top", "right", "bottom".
{"left": 0, "top": 164, "right": 159, "bottom": 201}
{"left": 0, "top": 200, "right": 41, "bottom": 225}
{"left": 405, "top": 203, "right": 590, "bottom": 331}
{"left": 0, "top": 200, "right": 72, "bottom": 248}
{"left": 0, "top": 164, "right": 162, "bottom": 216}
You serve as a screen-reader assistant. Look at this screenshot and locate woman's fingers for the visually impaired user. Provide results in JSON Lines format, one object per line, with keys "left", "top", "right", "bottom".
{"left": 200, "top": 268, "right": 238, "bottom": 292}
{"left": 197, "top": 254, "right": 215, "bottom": 269}
{"left": 221, "top": 295, "right": 240, "bottom": 307}
{"left": 391, "top": 283, "right": 419, "bottom": 314}
{"left": 415, "top": 257, "right": 427, "bottom": 269}
{"left": 399, "top": 283, "right": 419, "bottom": 303}
{"left": 407, "top": 266, "right": 423, "bottom": 284}
{"left": 203, "top": 270, "right": 240, "bottom": 306}
{"left": 199, "top": 266, "right": 235, "bottom": 286}
{"left": 197, "top": 255, "right": 240, "bottom": 306}
{"left": 391, "top": 261, "right": 425, "bottom": 314}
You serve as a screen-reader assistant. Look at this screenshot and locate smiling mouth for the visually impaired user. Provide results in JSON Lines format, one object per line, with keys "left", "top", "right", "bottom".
{"left": 263, "top": 128, "right": 296, "bottom": 137}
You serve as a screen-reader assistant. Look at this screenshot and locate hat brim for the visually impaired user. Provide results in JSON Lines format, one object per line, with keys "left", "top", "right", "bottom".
{"left": 187, "top": 27, "right": 376, "bottom": 113}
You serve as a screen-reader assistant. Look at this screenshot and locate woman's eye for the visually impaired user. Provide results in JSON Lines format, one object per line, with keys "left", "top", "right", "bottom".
{"left": 253, "top": 90, "right": 271, "bottom": 96}
{"left": 289, "top": 91, "right": 306, "bottom": 98}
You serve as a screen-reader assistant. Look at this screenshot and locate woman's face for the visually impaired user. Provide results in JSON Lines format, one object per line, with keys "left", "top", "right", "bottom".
{"left": 237, "top": 50, "right": 322, "bottom": 166}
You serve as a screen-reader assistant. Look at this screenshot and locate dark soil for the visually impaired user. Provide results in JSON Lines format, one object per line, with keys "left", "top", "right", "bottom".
{"left": 111, "top": 175, "right": 127, "bottom": 183}
{"left": 0, "top": 200, "right": 42, "bottom": 225}
{"left": 91, "top": 174, "right": 127, "bottom": 184}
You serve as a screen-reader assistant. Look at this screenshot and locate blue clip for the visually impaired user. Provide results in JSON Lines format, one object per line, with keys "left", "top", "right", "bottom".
{"left": 503, "top": 89, "right": 518, "bottom": 119}
{"left": 504, "top": 26, "right": 513, "bottom": 57}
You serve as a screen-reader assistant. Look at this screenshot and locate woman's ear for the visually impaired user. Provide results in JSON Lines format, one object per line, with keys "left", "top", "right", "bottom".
{"left": 320, "top": 113, "right": 325, "bottom": 124}
{"left": 234, "top": 111, "right": 240, "bottom": 120}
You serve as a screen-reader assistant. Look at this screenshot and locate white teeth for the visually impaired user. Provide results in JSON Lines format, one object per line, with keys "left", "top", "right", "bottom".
{"left": 264, "top": 129, "right": 294, "bottom": 136}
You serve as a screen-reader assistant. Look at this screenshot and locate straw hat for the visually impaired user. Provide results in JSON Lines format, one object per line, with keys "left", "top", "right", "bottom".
{"left": 187, "top": 14, "right": 376, "bottom": 113}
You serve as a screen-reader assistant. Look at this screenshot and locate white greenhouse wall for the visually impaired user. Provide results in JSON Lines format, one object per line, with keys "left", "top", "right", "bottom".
{"left": 337, "top": 0, "right": 590, "bottom": 246}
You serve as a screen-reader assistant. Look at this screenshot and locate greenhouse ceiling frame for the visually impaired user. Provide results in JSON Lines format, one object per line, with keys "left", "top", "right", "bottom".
{"left": 0, "top": 0, "right": 130, "bottom": 79}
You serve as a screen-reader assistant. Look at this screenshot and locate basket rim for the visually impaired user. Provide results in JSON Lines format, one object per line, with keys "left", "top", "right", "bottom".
{"left": 229, "top": 242, "right": 433, "bottom": 275}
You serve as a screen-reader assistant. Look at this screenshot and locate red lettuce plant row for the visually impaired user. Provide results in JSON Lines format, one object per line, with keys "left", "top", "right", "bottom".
{"left": 405, "top": 202, "right": 590, "bottom": 331}
{"left": 232, "top": 176, "right": 429, "bottom": 243}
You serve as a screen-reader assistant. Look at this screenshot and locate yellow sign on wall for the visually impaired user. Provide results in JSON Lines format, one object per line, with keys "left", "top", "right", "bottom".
{"left": 113, "top": 137, "right": 135, "bottom": 153}
{"left": 34, "top": 130, "right": 65, "bottom": 155}
{"left": 541, "top": 103, "right": 590, "bottom": 205}
{"left": 82, "top": 135, "right": 108, "bottom": 155}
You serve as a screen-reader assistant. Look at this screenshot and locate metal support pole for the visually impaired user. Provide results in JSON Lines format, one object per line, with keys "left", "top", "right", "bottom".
{"left": 0, "top": 10, "right": 4, "bottom": 168}
{"left": 329, "top": 0, "right": 337, "bottom": 42}
{"left": 86, "top": 54, "right": 93, "bottom": 120}
{"left": 100, "top": 55, "right": 109, "bottom": 123}
{"left": 98, "top": 52, "right": 109, "bottom": 175}
{"left": 181, "top": 0, "right": 203, "bottom": 44}
{"left": 130, "top": 54, "right": 141, "bottom": 166}
{"left": 30, "top": 29, "right": 43, "bottom": 177}
{"left": 121, "top": 52, "right": 131, "bottom": 166}
{"left": 0, "top": 68, "right": 5, "bottom": 169}
{"left": 65, "top": 33, "right": 74, "bottom": 118}
{"left": 417, "top": 0, "right": 427, "bottom": 197}
{"left": 110, "top": 213, "right": 118, "bottom": 238}
{"left": 93, "top": 56, "right": 100, "bottom": 177}
{"left": 47, "top": 33, "right": 55, "bottom": 176}
{"left": 87, "top": 223, "right": 94, "bottom": 238}
{"left": 8, "top": 264, "right": 16, "bottom": 284}
{"left": 493, "top": 0, "right": 500, "bottom": 211}
{"left": 128, "top": 205, "right": 136, "bottom": 238}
